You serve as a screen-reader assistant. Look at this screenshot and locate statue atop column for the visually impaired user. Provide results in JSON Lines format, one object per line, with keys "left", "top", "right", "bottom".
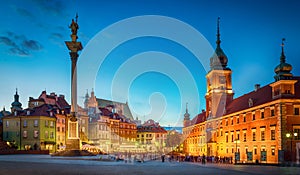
{"left": 70, "top": 19, "right": 79, "bottom": 35}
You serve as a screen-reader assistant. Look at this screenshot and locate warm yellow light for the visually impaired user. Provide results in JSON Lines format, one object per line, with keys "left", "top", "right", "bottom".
{"left": 294, "top": 133, "right": 298, "bottom": 137}
{"left": 286, "top": 133, "right": 291, "bottom": 138}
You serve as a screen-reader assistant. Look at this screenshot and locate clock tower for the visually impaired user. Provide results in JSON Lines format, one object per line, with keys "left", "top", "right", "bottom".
{"left": 205, "top": 17, "right": 234, "bottom": 119}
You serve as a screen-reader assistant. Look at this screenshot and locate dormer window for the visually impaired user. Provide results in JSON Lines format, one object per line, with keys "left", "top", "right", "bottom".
{"left": 26, "top": 110, "right": 30, "bottom": 115}
{"left": 248, "top": 98, "right": 253, "bottom": 107}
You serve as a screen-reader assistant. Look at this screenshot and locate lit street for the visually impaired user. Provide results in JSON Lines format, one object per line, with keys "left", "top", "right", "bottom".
{"left": 0, "top": 155, "right": 298, "bottom": 175}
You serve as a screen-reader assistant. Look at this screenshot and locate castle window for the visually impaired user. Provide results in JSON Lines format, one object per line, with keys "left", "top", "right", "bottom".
{"left": 261, "top": 110, "right": 265, "bottom": 119}
{"left": 261, "top": 130, "right": 265, "bottom": 141}
{"left": 252, "top": 128, "right": 256, "bottom": 141}
{"left": 243, "top": 130, "right": 247, "bottom": 142}
{"left": 226, "top": 132, "right": 229, "bottom": 143}
{"left": 271, "top": 130, "right": 275, "bottom": 140}
{"left": 271, "top": 109, "right": 275, "bottom": 116}
{"left": 294, "top": 107, "right": 299, "bottom": 115}
{"left": 271, "top": 147, "right": 275, "bottom": 156}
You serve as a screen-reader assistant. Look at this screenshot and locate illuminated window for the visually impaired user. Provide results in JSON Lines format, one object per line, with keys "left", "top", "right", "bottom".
{"left": 50, "top": 131, "right": 54, "bottom": 139}
{"left": 5, "top": 121, "right": 9, "bottom": 127}
{"left": 23, "top": 120, "right": 27, "bottom": 127}
{"left": 261, "top": 130, "right": 265, "bottom": 141}
{"left": 252, "top": 131, "right": 256, "bottom": 141}
{"left": 271, "top": 147, "right": 275, "bottom": 156}
{"left": 294, "top": 129, "right": 300, "bottom": 140}
{"left": 271, "top": 130, "right": 275, "bottom": 140}
{"left": 34, "top": 130, "right": 39, "bottom": 138}
{"left": 34, "top": 120, "right": 38, "bottom": 127}
{"left": 45, "top": 131, "right": 49, "bottom": 138}
{"left": 50, "top": 121, "right": 54, "bottom": 127}
{"left": 23, "top": 130, "right": 28, "bottom": 138}
{"left": 45, "top": 120, "right": 48, "bottom": 127}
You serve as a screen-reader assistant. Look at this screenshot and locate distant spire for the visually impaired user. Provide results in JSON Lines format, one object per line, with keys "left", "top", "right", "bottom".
{"left": 16, "top": 88, "right": 18, "bottom": 95}
{"left": 280, "top": 38, "right": 286, "bottom": 63}
{"left": 216, "top": 17, "right": 221, "bottom": 47}
{"left": 185, "top": 102, "right": 188, "bottom": 113}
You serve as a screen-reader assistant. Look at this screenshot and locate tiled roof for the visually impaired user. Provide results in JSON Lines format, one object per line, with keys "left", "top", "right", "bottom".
{"left": 97, "top": 98, "right": 134, "bottom": 120}
{"left": 225, "top": 76, "right": 300, "bottom": 115}
{"left": 190, "top": 111, "right": 206, "bottom": 125}
{"left": 138, "top": 120, "right": 167, "bottom": 133}
{"left": 5, "top": 104, "right": 57, "bottom": 118}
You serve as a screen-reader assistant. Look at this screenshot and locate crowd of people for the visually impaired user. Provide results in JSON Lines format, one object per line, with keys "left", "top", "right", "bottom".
{"left": 161, "top": 154, "right": 234, "bottom": 164}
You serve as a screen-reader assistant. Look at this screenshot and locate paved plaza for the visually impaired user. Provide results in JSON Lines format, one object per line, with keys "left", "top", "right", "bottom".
{"left": 0, "top": 155, "right": 299, "bottom": 175}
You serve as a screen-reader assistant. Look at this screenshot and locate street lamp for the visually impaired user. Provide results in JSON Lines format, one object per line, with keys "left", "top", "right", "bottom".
{"left": 234, "top": 139, "right": 240, "bottom": 164}
{"left": 286, "top": 132, "right": 298, "bottom": 162}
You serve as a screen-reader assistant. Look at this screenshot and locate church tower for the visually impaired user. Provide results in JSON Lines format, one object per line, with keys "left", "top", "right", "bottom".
{"left": 11, "top": 89, "right": 22, "bottom": 113}
{"left": 205, "top": 17, "right": 234, "bottom": 118}
{"left": 183, "top": 103, "right": 191, "bottom": 127}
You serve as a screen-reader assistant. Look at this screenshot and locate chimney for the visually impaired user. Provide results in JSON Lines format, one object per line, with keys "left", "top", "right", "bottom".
{"left": 59, "top": 95, "right": 65, "bottom": 99}
{"left": 255, "top": 84, "right": 260, "bottom": 91}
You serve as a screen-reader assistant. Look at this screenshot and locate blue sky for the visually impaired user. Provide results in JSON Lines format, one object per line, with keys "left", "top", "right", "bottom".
{"left": 0, "top": 0, "right": 300, "bottom": 126}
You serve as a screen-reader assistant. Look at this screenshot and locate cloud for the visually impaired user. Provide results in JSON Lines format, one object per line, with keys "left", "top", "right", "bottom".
{"left": 15, "top": 8, "right": 35, "bottom": 20}
{"left": 0, "top": 36, "right": 17, "bottom": 47}
{"left": 32, "top": 0, "right": 66, "bottom": 16}
{"left": 22, "top": 40, "right": 43, "bottom": 51}
{"left": 0, "top": 32, "right": 43, "bottom": 57}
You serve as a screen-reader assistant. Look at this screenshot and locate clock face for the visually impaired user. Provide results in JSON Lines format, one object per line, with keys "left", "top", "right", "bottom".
{"left": 219, "top": 76, "right": 226, "bottom": 84}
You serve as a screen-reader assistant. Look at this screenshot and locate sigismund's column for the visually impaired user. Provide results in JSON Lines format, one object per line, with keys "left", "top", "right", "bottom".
{"left": 65, "top": 14, "right": 83, "bottom": 150}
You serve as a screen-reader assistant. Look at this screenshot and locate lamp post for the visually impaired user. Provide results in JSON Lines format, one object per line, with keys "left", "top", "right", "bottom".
{"left": 234, "top": 139, "right": 240, "bottom": 164}
{"left": 286, "top": 132, "right": 298, "bottom": 162}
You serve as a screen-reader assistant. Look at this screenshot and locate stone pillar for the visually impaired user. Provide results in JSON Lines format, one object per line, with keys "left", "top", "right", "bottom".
{"left": 65, "top": 16, "right": 83, "bottom": 150}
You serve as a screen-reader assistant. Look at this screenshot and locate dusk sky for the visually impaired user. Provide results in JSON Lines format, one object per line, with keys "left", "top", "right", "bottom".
{"left": 1, "top": 0, "right": 300, "bottom": 126}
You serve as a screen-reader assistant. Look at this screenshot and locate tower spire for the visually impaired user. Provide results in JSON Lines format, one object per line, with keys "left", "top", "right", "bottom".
{"left": 216, "top": 17, "right": 221, "bottom": 47}
{"left": 280, "top": 38, "right": 286, "bottom": 63}
{"left": 185, "top": 102, "right": 188, "bottom": 113}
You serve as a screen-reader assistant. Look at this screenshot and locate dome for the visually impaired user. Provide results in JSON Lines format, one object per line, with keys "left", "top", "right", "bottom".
{"left": 274, "top": 39, "right": 293, "bottom": 81}
{"left": 274, "top": 62, "right": 292, "bottom": 74}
